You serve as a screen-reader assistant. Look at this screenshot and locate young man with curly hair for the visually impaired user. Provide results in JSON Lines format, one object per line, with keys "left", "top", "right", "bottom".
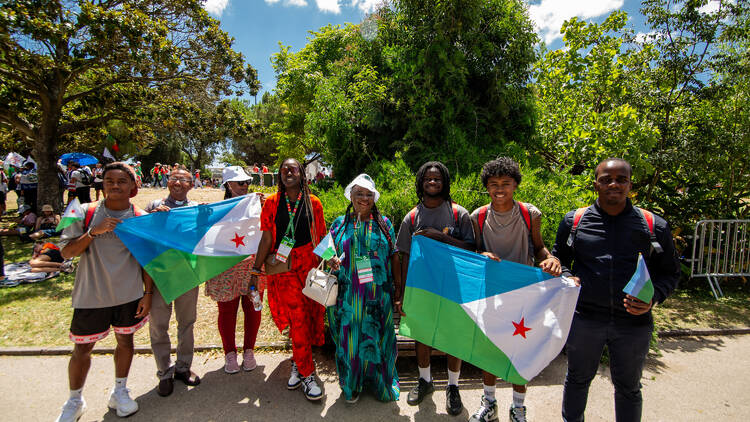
{"left": 468, "top": 157, "right": 561, "bottom": 422}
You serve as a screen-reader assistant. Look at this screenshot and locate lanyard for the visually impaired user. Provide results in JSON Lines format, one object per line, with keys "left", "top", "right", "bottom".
{"left": 353, "top": 214, "right": 373, "bottom": 257}
{"left": 284, "top": 192, "right": 303, "bottom": 237}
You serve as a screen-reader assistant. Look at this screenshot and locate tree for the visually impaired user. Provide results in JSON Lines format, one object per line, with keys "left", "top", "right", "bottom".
{"left": 228, "top": 94, "right": 280, "bottom": 166}
{"left": 270, "top": 0, "right": 539, "bottom": 183}
{"left": 0, "top": 1, "right": 259, "bottom": 209}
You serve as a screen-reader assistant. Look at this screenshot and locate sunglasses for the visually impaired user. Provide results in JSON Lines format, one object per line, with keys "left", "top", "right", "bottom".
{"left": 235, "top": 180, "right": 250, "bottom": 186}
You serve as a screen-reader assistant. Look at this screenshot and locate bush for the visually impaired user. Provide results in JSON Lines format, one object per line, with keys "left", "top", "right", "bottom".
{"left": 311, "top": 156, "right": 595, "bottom": 246}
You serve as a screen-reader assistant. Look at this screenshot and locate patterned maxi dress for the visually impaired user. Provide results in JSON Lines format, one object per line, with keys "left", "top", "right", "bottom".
{"left": 326, "top": 215, "right": 399, "bottom": 401}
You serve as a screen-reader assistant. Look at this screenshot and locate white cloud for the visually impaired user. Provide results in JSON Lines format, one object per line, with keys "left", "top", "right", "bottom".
{"left": 699, "top": 0, "right": 721, "bottom": 14}
{"left": 316, "top": 0, "right": 341, "bottom": 14}
{"left": 351, "top": 0, "right": 381, "bottom": 13}
{"left": 264, "top": 0, "right": 308, "bottom": 7}
{"left": 203, "top": 0, "right": 230, "bottom": 16}
{"left": 528, "top": 0, "right": 625, "bottom": 44}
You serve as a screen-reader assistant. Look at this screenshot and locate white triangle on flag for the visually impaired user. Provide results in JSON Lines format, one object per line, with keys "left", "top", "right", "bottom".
{"left": 459, "top": 277, "right": 579, "bottom": 381}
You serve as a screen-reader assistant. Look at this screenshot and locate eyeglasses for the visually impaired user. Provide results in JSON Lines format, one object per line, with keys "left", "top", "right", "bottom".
{"left": 280, "top": 167, "right": 300, "bottom": 175}
{"left": 168, "top": 177, "right": 191, "bottom": 183}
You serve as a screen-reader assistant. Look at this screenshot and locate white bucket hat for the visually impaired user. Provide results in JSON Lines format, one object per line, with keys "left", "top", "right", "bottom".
{"left": 222, "top": 166, "right": 252, "bottom": 185}
{"left": 344, "top": 173, "right": 380, "bottom": 203}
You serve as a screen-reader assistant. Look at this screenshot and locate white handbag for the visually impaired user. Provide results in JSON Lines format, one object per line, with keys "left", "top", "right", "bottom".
{"left": 302, "top": 261, "right": 338, "bottom": 307}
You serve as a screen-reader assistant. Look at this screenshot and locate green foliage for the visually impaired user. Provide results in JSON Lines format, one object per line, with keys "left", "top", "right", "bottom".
{"left": 534, "top": 1, "right": 750, "bottom": 230}
{"left": 0, "top": 0, "right": 259, "bottom": 210}
{"left": 271, "top": 0, "right": 539, "bottom": 183}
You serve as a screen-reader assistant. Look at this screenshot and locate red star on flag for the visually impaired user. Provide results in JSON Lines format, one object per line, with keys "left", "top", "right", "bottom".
{"left": 230, "top": 233, "right": 245, "bottom": 248}
{"left": 71, "top": 209, "right": 76, "bottom": 214}
{"left": 512, "top": 317, "right": 531, "bottom": 339}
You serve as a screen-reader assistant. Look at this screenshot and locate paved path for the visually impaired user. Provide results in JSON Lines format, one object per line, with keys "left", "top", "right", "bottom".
{"left": 2, "top": 335, "right": 749, "bottom": 421}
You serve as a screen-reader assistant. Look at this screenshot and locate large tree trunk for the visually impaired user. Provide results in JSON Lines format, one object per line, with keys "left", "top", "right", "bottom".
{"left": 34, "top": 110, "right": 62, "bottom": 213}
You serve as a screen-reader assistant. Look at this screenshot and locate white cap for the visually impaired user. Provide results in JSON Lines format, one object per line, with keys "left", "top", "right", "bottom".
{"left": 222, "top": 166, "right": 252, "bottom": 185}
{"left": 18, "top": 204, "right": 31, "bottom": 214}
{"left": 344, "top": 173, "right": 380, "bottom": 203}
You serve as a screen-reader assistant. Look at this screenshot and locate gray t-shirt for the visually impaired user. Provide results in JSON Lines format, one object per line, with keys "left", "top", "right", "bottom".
{"left": 145, "top": 196, "right": 197, "bottom": 212}
{"left": 396, "top": 201, "right": 475, "bottom": 254}
{"left": 471, "top": 201, "right": 541, "bottom": 266}
{"left": 60, "top": 203, "right": 143, "bottom": 309}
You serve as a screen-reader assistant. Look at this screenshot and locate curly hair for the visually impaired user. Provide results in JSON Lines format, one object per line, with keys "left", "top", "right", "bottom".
{"left": 480, "top": 157, "right": 522, "bottom": 187}
{"left": 102, "top": 162, "right": 136, "bottom": 183}
{"left": 415, "top": 161, "right": 451, "bottom": 203}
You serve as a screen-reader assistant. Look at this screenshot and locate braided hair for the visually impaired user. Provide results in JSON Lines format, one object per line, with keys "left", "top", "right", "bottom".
{"left": 277, "top": 158, "right": 315, "bottom": 239}
{"left": 415, "top": 161, "right": 452, "bottom": 203}
{"left": 335, "top": 202, "right": 394, "bottom": 255}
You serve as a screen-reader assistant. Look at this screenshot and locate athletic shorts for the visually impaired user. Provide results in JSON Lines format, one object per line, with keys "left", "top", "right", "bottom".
{"left": 93, "top": 181, "right": 103, "bottom": 190}
{"left": 69, "top": 298, "right": 148, "bottom": 344}
{"left": 42, "top": 248, "right": 64, "bottom": 263}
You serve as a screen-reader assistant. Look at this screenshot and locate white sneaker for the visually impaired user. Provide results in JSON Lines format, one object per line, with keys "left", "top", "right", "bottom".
{"left": 287, "top": 361, "right": 302, "bottom": 390}
{"left": 108, "top": 387, "right": 139, "bottom": 417}
{"left": 242, "top": 349, "right": 257, "bottom": 371}
{"left": 55, "top": 397, "right": 86, "bottom": 422}
{"left": 224, "top": 351, "right": 240, "bottom": 374}
{"left": 302, "top": 375, "right": 323, "bottom": 401}
{"left": 469, "top": 395, "right": 498, "bottom": 422}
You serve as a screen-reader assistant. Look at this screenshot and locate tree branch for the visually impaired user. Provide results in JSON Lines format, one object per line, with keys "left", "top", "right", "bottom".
{"left": 0, "top": 107, "right": 35, "bottom": 138}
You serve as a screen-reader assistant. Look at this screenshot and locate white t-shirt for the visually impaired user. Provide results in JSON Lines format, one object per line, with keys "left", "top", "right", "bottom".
{"left": 71, "top": 170, "right": 87, "bottom": 188}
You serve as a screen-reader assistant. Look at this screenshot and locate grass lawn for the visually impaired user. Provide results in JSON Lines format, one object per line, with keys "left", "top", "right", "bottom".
{"left": 1, "top": 189, "right": 749, "bottom": 348}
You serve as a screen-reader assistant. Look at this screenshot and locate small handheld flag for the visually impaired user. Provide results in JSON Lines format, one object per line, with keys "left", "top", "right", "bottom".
{"left": 313, "top": 232, "right": 337, "bottom": 260}
{"left": 56, "top": 198, "right": 83, "bottom": 231}
{"left": 623, "top": 253, "right": 654, "bottom": 303}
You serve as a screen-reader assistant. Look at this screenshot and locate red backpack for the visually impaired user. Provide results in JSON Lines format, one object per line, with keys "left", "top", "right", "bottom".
{"left": 566, "top": 206, "right": 663, "bottom": 254}
{"left": 476, "top": 201, "right": 534, "bottom": 258}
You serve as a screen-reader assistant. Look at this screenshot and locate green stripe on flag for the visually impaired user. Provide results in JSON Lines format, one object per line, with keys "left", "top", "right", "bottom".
{"left": 56, "top": 216, "right": 81, "bottom": 231}
{"left": 636, "top": 279, "right": 654, "bottom": 303}
{"left": 399, "top": 287, "right": 528, "bottom": 385}
{"left": 144, "top": 249, "right": 247, "bottom": 303}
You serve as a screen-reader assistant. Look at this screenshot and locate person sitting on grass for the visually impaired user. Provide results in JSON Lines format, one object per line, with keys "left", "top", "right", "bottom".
{"left": 28, "top": 204, "right": 61, "bottom": 241}
{"left": 0, "top": 204, "right": 37, "bottom": 239}
{"left": 55, "top": 162, "right": 152, "bottom": 422}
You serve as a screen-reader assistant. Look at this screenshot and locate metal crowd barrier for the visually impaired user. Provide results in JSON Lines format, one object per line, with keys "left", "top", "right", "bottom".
{"left": 690, "top": 220, "right": 750, "bottom": 299}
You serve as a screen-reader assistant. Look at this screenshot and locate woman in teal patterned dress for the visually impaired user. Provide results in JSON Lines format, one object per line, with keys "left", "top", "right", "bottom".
{"left": 327, "top": 174, "right": 399, "bottom": 403}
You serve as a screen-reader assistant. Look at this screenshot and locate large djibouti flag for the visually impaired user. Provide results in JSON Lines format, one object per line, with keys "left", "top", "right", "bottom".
{"left": 115, "top": 195, "right": 263, "bottom": 303}
{"left": 399, "top": 236, "right": 580, "bottom": 385}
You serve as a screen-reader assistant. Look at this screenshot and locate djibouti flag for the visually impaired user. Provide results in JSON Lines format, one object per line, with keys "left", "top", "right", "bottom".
{"left": 399, "top": 236, "right": 580, "bottom": 385}
{"left": 56, "top": 198, "right": 82, "bottom": 231}
{"left": 114, "top": 195, "right": 262, "bottom": 303}
{"left": 623, "top": 253, "right": 654, "bottom": 303}
{"left": 313, "top": 232, "right": 337, "bottom": 260}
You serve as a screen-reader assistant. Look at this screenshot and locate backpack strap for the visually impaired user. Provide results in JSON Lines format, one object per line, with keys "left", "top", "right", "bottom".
{"left": 636, "top": 207, "right": 663, "bottom": 254}
{"left": 409, "top": 207, "right": 418, "bottom": 226}
{"left": 477, "top": 204, "right": 490, "bottom": 251}
{"left": 451, "top": 202, "right": 459, "bottom": 226}
{"left": 517, "top": 201, "right": 532, "bottom": 232}
{"left": 133, "top": 206, "right": 146, "bottom": 217}
{"left": 83, "top": 201, "right": 99, "bottom": 230}
{"left": 566, "top": 206, "right": 590, "bottom": 248}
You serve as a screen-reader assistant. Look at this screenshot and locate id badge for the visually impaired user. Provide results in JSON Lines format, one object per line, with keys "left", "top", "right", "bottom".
{"left": 356, "top": 256, "right": 374, "bottom": 283}
{"left": 275, "top": 236, "right": 295, "bottom": 263}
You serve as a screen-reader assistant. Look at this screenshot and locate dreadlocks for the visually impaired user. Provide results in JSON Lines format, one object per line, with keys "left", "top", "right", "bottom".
{"left": 415, "top": 161, "right": 452, "bottom": 204}
{"left": 278, "top": 158, "right": 316, "bottom": 241}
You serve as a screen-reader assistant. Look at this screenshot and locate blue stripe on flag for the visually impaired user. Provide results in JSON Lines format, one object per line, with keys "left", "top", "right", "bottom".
{"left": 406, "top": 236, "right": 552, "bottom": 304}
{"left": 114, "top": 196, "right": 245, "bottom": 264}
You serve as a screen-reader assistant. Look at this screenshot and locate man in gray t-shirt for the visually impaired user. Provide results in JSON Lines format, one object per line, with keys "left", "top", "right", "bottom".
{"left": 145, "top": 168, "right": 202, "bottom": 397}
{"left": 395, "top": 162, "right": 475, "bottom": 416}
{"left": 56, "top": 163, "right": 152, "bottom": 421}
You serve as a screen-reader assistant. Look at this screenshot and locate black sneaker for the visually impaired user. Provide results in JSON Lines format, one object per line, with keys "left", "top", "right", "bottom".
{"left": 407, "top": 378, "right": 435, "bottom": 405}
{"left": 445, "top": 384, "right": 463, "bottom": 415}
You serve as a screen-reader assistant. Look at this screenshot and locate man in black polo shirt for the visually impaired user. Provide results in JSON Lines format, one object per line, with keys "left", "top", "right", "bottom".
{"left": 552, "top": 158, "right": 679, "bottom": 422}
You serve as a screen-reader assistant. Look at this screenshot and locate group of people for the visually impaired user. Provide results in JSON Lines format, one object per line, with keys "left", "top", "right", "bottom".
{"left": 54, "top": 157, "right": 679, "bottom": 422}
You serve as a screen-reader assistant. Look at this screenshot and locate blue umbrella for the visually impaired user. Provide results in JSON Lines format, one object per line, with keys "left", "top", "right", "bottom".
{"left": 60, "top": 153, "right": 99, "bottom": 166}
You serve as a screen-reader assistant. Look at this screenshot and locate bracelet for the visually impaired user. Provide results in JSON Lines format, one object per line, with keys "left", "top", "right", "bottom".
{"left": 250, "top": 268, "right": 263, "bottom": 276}
{"left": 143, "top": 291, "right": 153, "bottom": 295}
{"left": 86, "top": 227, "right": 95, "bottom": 238}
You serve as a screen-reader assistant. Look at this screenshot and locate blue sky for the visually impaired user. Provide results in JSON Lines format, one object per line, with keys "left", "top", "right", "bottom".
{"left": 200, "top": 1, "right": 702, "bottom": 98}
